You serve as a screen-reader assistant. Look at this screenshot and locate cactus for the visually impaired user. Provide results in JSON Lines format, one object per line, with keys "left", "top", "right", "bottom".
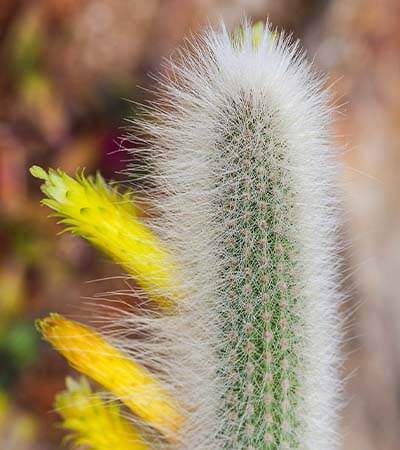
{"left": 33, "top": 21, "right": 342, "bottom": 450}
{"left": 135, "top": 22, "right": 342, "bottom": 449}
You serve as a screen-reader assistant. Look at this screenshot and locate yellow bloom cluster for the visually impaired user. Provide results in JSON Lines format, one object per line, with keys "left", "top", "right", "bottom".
{"left": 37, "top": 314, "right": 182, "bottom": 441}
{"left": 32, "top": 166, "right": 184, "bottom": 447}
{"left": 30, "top": 166, "right": 177, "bottom": 307}
{"left": 56, "top": 377, "right": 149, "bottom": 450}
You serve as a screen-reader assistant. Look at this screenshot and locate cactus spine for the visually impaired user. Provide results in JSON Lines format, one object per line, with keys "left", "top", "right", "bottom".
{"left": 133, "top": 22, "right": 342, "bottom": 450}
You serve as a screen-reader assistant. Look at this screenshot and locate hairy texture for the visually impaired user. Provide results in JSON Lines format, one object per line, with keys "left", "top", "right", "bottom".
{"left": 119, "top": 22, "right": 342, "bottom": 449}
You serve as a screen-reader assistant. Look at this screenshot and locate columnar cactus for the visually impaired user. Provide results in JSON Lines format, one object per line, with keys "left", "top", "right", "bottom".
{"left": 138, "top": 22, "right": 342, "bottom": 449}
{"left": 33, "top": 21, "right": 342, "bottom": 450}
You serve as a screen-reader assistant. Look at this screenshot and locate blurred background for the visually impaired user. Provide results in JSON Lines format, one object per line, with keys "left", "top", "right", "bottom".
{"left": 0, "top": 0, "right": 399, "bottom": 449}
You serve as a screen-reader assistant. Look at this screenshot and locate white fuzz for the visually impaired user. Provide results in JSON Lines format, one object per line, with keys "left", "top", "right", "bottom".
{"left": 117, "top": 21, "right": 343, "bottom": 450}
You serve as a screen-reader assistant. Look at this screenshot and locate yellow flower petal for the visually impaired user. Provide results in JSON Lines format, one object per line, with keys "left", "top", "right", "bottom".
{"left": 37, "top": 314, "right": 183, "bottom": 440}
{"left": 56, "top": 377, "right": 149, "bottom": 450}
{"left": 30, "top": 166, "right": 177, "bottom": 306}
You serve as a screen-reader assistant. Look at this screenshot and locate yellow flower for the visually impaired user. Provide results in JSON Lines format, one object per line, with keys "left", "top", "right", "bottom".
{"left": 251, "top": 21, "right": 264, "bottom": 48}
{"left": 56, "top": 377, "right": 149, "bottom": 450}
{"left": 232, "top": 21, "right": 277, "bottom": 49}
{"left": 37, "top": 314, "right": 183, "bottom": 440}
{"left": 30, "top": 166, "right": 177, "bottom": 307}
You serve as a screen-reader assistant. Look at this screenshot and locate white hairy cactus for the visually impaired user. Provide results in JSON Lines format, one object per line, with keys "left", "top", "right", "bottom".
{"left": 119, "top": 21, "right": 343, "bottom": 450}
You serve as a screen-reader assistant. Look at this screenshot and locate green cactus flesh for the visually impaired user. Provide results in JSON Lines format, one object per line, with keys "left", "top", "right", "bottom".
{"left": 217, "top": 99, "right": 303, "bottom": 449}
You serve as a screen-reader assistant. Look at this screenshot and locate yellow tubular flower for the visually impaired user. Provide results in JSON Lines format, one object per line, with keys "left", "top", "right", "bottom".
{"left": 30, "top": 166, "right": 176, "bottom": 307}
{"left": 56, "top": 377, "right": 149, "bottom": 450}
{"left": 250, "top": 21, "right": 264, "bottom": 48}
{"left": 232, "top": 21, "right": 277, "bottom": 49}
{"left": 37, "top": 314, "right": 183, "bottom": 441}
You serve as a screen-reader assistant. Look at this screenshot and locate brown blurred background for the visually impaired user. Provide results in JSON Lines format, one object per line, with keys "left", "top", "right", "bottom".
{"left": 0, "top": 1, "right": 399, "bottom": 449}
